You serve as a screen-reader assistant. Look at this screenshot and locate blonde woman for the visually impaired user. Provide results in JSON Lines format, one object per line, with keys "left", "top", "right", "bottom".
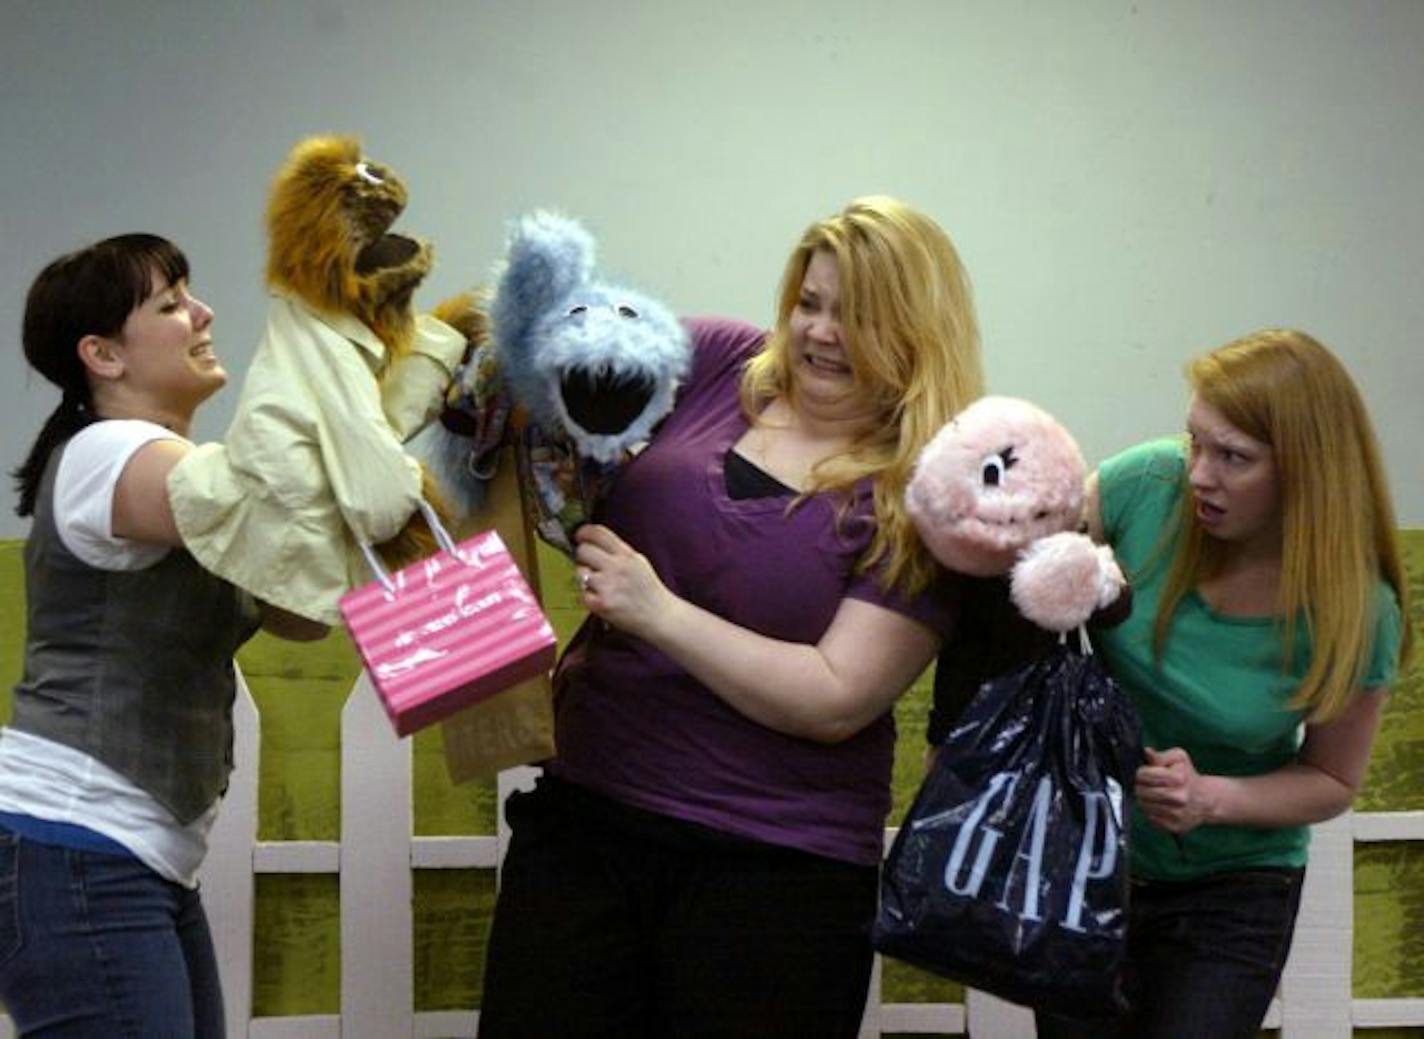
{"left": 1041, "top": 330, "right": 1411, "bottom": 1039}
{"left": 479, "top": 197, "right": 983, "bottom": 1037}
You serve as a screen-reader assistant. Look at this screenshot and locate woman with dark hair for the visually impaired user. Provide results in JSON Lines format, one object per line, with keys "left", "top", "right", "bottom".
{"left": 0, "top": 234, "right": 325, "bottom": 1036}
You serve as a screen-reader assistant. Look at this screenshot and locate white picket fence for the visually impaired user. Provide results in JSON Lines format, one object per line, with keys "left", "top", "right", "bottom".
{"left": 4, "top": 670, "right": 1422, "bottom": 1037}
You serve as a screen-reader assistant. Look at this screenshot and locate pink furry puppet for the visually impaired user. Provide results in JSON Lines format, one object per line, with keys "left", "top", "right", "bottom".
{"left": 905, "top": 395, "right": 1130, "bottom": 746}
{"left": 907, "top": 395, "right": 1126, "bottom": 632}
{"left": 874, "top": 398, "right": 1145, "bottom": 1015}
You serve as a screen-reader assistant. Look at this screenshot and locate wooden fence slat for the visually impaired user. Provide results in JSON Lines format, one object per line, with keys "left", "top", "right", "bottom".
{"left": 1354, "top": 809, "right": 1424, "bottom": 841}
{"left": 1353, "top": 996, "right": 1424, "bottom": 1027}
{"left": 249, "top": 1013, "right": 341, "bottom": 1038}
{"left": 1280, "top": 813, "right": 1353, "bottom": 1038}
{"left": 966, "top": 989, "right": 1035, "bottom": 1037}
{"left": 879, "top": 1002, "right": 966, "bottom": 1032}
{"left": 414, "top": 1010, "right": 481, "bottom": 1037}
{"left": 410, "top": 834, "right": 497, "bottom": 869}
{"left": 253, "top": 840, "right": 340, "bottom": 872}
{"left": 199, "top": 665, "right": 260, "bottom": 1039}
{"left": 340, "top": 673, "right": 415, "bottom": 1038}
{"left": 859, "top": 954, "right": 883, "bottom": 1038}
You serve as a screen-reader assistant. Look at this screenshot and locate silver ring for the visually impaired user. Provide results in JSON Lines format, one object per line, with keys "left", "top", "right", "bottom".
{"left": 580, "top": 571, "right": 592, "bottom": 593}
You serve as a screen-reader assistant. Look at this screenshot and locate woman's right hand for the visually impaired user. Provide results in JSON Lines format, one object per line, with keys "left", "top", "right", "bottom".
{"left": 1135, "top": 746, "right": 1217, "bottom": 834}
{"left": 1137, "top": 686, "right": 1386, "bottom": 834}
{"left": 572, "top": 523, "right": 678, "bottom": 641}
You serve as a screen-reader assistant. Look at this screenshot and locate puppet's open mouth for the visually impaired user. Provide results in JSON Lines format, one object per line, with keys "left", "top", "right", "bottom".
{"left": 355, "top": 233, "right": 420, "bottom": 274}
{"left": 561, "top": 369, "right": 656, "bottom": 435}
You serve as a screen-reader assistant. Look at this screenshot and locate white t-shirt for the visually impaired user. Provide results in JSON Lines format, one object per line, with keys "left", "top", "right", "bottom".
{"left": 0, "top": 419, "right": 220, "bottom": 887}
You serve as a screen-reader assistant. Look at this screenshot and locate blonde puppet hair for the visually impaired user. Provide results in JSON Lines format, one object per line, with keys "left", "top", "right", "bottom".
{"left": 1153, "top": 329, "right": 1412, "bottom": 721}
{"left": 264, "top": 135, "right": 432, "bottom": 363}
{"left": 740, "top": 196, "right": 985, "bottom": 596}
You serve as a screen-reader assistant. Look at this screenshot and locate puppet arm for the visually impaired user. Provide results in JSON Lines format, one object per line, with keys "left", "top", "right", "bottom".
{"left": 266, "top": 302, "right": 426, "bottom": 545}
{"left": 380, "top": 311, "right": 468, "bottom": 441}
{"left": 1010, "top": 530, "right": 1125, "bottom": 632}
{"left": 118, "top": 439, "right": 332, "bottom": 639}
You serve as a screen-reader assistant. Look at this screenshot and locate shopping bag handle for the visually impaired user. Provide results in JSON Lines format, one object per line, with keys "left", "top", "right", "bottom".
{"left": 358, "top": 499, "right": 463, "bottom": 593}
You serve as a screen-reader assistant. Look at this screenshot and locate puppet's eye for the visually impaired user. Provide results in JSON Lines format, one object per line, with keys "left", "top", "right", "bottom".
{"left": 980, "top": 446, "right": 1019, "bottom": 487}
{"left": 355, "top": 161, "right": 385, "bottom": 186}
{"left": 615, "top": 303, "right": 639, "bottom": 319}
{"left": 566, "top": 304, "right": 588, "bottom": 317}
{"left": 980, "top": 454, "right": 1007, "bottom": 487}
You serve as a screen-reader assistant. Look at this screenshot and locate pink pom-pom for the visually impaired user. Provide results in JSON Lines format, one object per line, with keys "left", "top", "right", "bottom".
{"left": 1010, "top": 532, "right": 1124, "bottom": 632}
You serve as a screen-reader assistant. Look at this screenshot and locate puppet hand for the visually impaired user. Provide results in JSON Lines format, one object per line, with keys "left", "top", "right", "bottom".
{"left": 1010, "top": 532, "right": 1124, "bottom": 632}
{"left": 428, "top": 290, "right": 490, "bottom": 362}
{"left": 1135, "top": 746, "right": 1214, "bottom": 834}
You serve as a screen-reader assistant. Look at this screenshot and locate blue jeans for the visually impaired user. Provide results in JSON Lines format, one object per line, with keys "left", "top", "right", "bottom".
{"left": 0, "top": 828, "right": 224, "bottom": 1038}
{"left": 1036, "top": 867, "right": 1305, "bottom": 1039}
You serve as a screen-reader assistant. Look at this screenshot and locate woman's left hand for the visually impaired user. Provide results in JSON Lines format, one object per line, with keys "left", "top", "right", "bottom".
{"left": 1135, "top": 746, "right": 1217, "bottom": 834}
{"left": 573, "top": 524, "right": 676, "bottom": 639}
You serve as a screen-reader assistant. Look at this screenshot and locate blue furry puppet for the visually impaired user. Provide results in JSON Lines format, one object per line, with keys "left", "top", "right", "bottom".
{"left": 414, "top": 211, "right": 691, "bottom": 554}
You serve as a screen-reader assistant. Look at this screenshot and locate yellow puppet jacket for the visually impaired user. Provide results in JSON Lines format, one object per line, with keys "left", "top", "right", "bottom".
{"left": 168, "top": 291, "right": 464, "bottom": 624}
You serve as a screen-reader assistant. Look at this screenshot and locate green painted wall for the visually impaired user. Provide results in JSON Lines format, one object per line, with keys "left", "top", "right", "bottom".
{"left": 1, "top": 536, "right": 1420, "bottom": 1024}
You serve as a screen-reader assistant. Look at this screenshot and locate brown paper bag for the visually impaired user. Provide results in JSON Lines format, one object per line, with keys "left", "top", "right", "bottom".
{"left": 439, "top": 446, "right": 557, "bottom": 783}
{"left": 440, "top": 673, "right": 556, "bottom": 781}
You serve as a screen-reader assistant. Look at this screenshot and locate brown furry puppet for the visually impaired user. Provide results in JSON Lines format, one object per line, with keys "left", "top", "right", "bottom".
{"left": 168, "top": 135, "right": 475, "bottom": 625}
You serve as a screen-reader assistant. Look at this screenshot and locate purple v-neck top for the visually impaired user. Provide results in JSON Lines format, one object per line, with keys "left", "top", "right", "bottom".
{"left": 549, "top": 317, "right": 959, "bottom": 865}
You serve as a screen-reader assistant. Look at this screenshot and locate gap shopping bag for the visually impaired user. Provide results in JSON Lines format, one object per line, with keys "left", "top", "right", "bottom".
{"left": 872, "top": 640, "right": 1142, "bottom": 1018}
{"left": 340, "top": 500, "right": 558, "bottom": 737}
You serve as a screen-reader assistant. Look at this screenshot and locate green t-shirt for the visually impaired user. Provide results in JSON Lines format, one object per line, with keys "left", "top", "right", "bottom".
{"left": 1096, "top": 438, "right": 1403, "bottom": 881}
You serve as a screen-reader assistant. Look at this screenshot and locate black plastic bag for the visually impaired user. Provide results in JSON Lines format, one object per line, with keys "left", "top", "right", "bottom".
{"left": 873, "top": 644, "right": 1142, "bottom": 1018}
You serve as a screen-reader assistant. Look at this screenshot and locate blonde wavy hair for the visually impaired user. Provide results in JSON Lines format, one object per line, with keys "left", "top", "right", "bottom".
{"left": 1152, "top": 329, "right": 1413, "bottom": 721}
{"left": 740, "top": 196, "right": 984, "bottom": 595}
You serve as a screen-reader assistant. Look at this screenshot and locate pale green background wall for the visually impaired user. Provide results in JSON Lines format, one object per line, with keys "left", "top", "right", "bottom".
{"left": 2, "top": 0, "right": 1422, "bottom": 535}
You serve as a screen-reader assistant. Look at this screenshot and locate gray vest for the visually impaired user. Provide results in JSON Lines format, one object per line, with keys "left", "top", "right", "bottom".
{"left": 11, "top": 441, "right": 261, "bottom": 824}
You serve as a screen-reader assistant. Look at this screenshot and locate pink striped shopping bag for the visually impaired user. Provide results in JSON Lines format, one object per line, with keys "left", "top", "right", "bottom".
{"left": 340, "top": 527, "right": 558, "bottom": 737}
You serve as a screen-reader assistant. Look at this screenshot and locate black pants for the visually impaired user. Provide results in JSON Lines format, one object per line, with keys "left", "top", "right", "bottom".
{"left": 1036, "top": 867, "right": 1306, "bottom": 1039}
{"left": 478, "top": 776, "right": 878, "bottom": 1038}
